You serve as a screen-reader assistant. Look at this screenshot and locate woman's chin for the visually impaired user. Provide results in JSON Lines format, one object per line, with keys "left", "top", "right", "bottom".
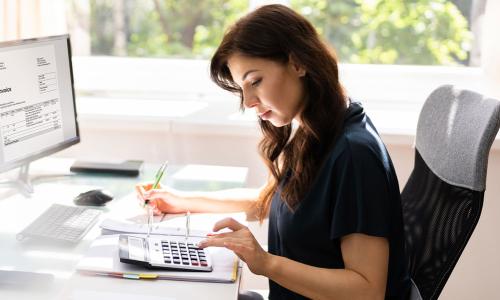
{"left": 268, "top": 118, "right": 291, "bottom": 127}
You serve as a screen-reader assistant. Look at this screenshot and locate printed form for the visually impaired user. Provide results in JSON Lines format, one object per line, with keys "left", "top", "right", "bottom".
{"left": 0, "top": 45, "right": 64, "bottom": 161}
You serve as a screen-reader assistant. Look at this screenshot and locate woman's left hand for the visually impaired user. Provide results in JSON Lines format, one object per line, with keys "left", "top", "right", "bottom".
{"left": 198, "top": 217, "right": 271, "bottom": 276}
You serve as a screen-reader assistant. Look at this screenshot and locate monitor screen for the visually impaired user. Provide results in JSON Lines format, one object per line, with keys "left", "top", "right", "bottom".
{"left": 0, "top": 34, "right": 79, "bottom": 173}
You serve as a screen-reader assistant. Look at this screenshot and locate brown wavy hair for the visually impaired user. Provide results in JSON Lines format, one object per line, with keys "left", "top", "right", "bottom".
{"left": 210, "top": 4, "right": 347, "bottom": 221}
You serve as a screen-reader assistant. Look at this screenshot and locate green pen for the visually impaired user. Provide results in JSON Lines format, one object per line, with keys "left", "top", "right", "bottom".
{"left": 145, "top": 161, "right": 168, "bottom": 237}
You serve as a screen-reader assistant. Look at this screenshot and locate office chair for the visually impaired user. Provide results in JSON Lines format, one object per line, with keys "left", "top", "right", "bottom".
{"left": 401, "top": 85, "right": 500, "bottom": 300}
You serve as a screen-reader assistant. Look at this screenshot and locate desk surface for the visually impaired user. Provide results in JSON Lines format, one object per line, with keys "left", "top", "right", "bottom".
{"left": 0, "top": 158, "right": 247, "bottom": 300}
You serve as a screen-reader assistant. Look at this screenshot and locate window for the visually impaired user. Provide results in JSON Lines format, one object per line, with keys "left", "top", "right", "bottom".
{"left": 63, "top": 0, "right": 483, "bottom": 67}
{"left": 291, "top": 0, "right": 483, "bottom": 67}
{"left": 2, "top": 0, "right": 496, "bottom": 123}
{"left": 66, "top": 0, "right": 249, "bottom": 58}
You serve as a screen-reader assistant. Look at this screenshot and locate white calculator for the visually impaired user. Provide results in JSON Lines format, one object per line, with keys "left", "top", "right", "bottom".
{"left": 119, "top": 235, "right": 213, "bottom": 272}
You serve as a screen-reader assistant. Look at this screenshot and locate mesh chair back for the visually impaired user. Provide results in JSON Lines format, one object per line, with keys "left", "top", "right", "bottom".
{"left": 401, "top": 85, "right": 500, "bottom": 300}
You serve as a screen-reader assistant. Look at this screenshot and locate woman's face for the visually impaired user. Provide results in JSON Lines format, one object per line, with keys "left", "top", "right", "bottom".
{"left": 227, "top": 53, "right": 306, "bottom": 127}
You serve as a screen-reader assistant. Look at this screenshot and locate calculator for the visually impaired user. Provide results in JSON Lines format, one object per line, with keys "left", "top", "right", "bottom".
{"left": 119, "top": 235, "right": 213, "bottom": 272}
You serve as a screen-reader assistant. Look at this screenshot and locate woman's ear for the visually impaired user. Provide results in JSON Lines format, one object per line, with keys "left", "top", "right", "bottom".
{"left": 288, "top": 54, "right": 306, "bottom": 77}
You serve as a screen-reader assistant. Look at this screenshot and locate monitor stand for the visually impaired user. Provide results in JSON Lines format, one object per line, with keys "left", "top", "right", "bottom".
{"left": 0, "top": 163, "right": 34, "bottom": 196}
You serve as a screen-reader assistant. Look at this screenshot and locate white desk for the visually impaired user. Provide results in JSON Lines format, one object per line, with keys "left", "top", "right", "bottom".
{"left": 0, "top": 158, "right": 248, "bottom": 300}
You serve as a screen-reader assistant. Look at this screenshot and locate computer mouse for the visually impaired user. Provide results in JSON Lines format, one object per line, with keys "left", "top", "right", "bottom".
{"left": 74, "top": 189, "right": 114, "bottom": 206}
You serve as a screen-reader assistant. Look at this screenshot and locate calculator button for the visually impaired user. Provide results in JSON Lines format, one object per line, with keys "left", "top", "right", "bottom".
{"left": 165, "top": 259, "right": 171, "bottom": 263}
{"left": 200, "top": 262, "right": 208, "bottom": 266}
{"left": 173, "top": 259, "right": 180, "bottom": 264}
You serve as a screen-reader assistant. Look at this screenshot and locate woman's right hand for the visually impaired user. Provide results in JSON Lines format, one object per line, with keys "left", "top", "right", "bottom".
{"left": 135, "top": 183, "right": 188, "bottom": 215}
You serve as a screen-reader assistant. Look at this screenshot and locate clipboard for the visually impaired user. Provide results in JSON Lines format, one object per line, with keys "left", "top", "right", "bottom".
{"left": 76, "top": 235, "right": 239, "bottom": 283}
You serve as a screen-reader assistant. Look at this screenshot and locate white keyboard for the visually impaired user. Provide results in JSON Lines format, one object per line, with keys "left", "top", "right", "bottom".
{"left": 17, "top": 204, "right": 102, "bottom": 243}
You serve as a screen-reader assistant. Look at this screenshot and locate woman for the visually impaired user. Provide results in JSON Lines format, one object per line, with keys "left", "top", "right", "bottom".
{"left": 137, "top": 4, "right": 411, "bottom": 299}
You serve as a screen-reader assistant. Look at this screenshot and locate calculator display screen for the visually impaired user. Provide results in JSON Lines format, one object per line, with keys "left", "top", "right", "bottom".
{"left": 127, "top": 236, "right": 146, "bottom": 261}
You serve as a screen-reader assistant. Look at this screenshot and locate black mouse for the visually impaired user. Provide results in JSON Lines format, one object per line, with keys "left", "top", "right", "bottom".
{"left": 74, "top": 189, "right": 114, "bottom": 206}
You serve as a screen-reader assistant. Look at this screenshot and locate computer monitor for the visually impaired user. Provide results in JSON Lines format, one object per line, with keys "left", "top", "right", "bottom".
{"left": 0, "top": 34, "right": 79, "bottom": 193}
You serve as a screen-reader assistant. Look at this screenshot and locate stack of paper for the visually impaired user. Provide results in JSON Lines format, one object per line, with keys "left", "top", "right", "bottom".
{"left": 76, "top": 234, "right": 239, "bottom": 283}
{"left": 99, "top": 211, "right": 247, "bottom": 238}
{"left": 99, "top": 218, "right": 209, "bottom": 237}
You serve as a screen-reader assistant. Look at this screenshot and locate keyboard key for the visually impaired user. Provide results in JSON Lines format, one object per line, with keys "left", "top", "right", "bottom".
{"left": 16, "top": 204, "right": 101, "bottom": 243}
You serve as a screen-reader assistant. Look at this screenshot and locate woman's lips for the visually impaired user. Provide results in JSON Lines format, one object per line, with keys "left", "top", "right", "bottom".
{"left": 258, "top": 110, "right": 272, "bottom": 120}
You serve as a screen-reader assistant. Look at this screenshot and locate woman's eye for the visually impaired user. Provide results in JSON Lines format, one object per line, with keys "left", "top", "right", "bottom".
{"left": 251, "top": 79, "right": 262, "bottom": 87}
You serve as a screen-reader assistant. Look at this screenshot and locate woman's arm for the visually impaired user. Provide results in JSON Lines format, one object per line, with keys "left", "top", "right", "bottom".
{"left": 178, "top": 188, "right": 261, "bottom": 217}
{"left": 264, "top": 233, "right": 389, "bottom": 300}
{"left": 200, "top": 218, "right": 389, "bottom": 300}
{"left": 136, "top": 183, "right": 264, "bottom": 219}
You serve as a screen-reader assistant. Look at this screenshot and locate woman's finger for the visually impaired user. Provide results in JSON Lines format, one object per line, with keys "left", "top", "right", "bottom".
{"left": 208, "top": 227, "right": 253, "bottom": 241}
{"left": 153, "top": 206, "right": 163, "bottom": 215}
{"left": 135, "top": 185, "right": 145, "bottom": 197}
{"left": 223, "top": 241, "right": 247, "bottom": 255}
{"left": 212, "top": 217, "right": 246, "bottom": 232}
{"left": 136, "top": 183, "right": 153, "bottom": 191}
{"left": 143, "top": 189, "right": 164, "bottom": 200}
{"left": 199, "top": 236, "right": 243, "bottom": 248}
{"left": 198, "top": 238, "right": 224, "bottom": 248}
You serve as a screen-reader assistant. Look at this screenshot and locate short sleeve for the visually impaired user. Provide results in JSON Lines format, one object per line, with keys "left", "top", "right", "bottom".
{"left": 329, "top": 138, "right": 393, "bottom": 240}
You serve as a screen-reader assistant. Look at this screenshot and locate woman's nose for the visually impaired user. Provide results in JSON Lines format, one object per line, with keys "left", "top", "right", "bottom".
{"left": 242, "top": 89, "right": 259, "bottom": 109}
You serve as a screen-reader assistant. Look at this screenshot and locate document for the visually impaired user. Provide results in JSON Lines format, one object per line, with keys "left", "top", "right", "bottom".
{"left": 100, "top": 201, "right": 246, "bottom": 238}
{"left": 76, "top": 234, "right": 240, "bottom": 283}
{"left": 100, "top": 218, "right": 208, "bottom": 238}
{"left": 0, "top": 44, "right": 64, "bottom": 161}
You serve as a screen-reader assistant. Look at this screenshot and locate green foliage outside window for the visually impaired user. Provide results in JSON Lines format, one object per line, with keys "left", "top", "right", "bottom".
{"left": 87, "top": 0, "right": 471, "bottom": 65}
{"left": 89, "top": 0, "right": 248, "bottom": 58}
{"left": 291, "top": 0, "right": 472, "bottom": 65}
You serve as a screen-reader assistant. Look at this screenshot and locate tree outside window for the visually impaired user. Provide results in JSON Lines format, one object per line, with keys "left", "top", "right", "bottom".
{"left": 66, "top": 0, "right": 484, "bottom": 66}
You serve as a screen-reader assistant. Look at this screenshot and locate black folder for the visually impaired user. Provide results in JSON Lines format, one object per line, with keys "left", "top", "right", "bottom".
{"left": 70, "top": 160, "right": 143, "bottom": 176}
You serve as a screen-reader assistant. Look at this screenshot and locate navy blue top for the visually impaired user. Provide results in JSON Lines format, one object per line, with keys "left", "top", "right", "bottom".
{"left": 267, "top": 101, "right": 411, "bottom": 299}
